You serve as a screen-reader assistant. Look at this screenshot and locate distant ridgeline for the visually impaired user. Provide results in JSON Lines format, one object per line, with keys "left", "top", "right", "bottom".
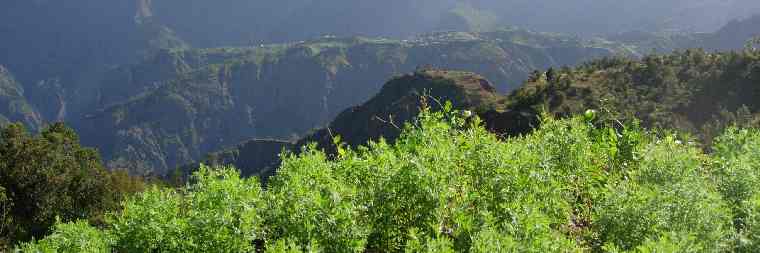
{"left": 185, "top": 47, "right": 760, "bottom": 180}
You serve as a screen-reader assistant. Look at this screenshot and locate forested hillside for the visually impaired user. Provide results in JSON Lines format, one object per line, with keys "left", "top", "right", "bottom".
{"left": 509, "top": 48, "right": 760, "bottom": 143}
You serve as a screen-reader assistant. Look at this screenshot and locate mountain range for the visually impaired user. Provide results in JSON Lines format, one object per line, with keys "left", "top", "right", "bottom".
{"left": 0, "top": 1, "right": 759, "bottom": 176}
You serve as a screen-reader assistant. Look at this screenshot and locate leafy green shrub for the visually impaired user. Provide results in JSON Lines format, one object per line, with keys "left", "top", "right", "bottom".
{"left": 711, "top": 128, "right": 760, "bottom": 251}
{"left": 712, "top": 128, "right": 760, "bottom": 208}
{"left": 109, "top": 165, "right": 263, "bottom": 252}
{"left": 736, "top": 194, "right": 760, "bottom": 252}
{"left": 596, "top": 137, "right": 733, "bottom": 251}
{"left": 17, "top": 220, "right": 111, "bottom": 253}
{"left": 264, "top": 238, "right": 315, "bottom": 253}
{"left": 265, "top": 148, "right": 368, "bottom": 252}
{"left": 604, "top": 232, "right": 704, "bottom": 253}
{"left": 320, "top": 106, "right": 588, "bottom": 251}
{"left": 0, "top": 122, "right": 140, "bottom": 244}
{"left": 109, "top": 186, "right": 187, "bottom": 252}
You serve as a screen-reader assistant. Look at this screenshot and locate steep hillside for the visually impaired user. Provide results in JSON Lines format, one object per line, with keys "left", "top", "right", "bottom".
{"left": 704, "top": 14, "right": 760, "bottom": 50}
{"left": 82, "top": 31, "right": 621, "bottom": 175}
{"left": 0, "top": 0, "right": 186, "bottom": 126}
{"left": 507, "top": 48, "right": 760, "bottom": 142}
{"left": 0, "top": 67, "right": 43, "bottom": 131}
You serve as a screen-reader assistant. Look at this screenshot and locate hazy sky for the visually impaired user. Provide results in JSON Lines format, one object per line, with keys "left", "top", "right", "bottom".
{"left": 145, "top": 0, "right": 760, "bottom": 46}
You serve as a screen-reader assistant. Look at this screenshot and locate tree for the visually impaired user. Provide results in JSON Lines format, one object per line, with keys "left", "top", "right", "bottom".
{"left": 0, "top": 123, "right": 133, "bottom": 244}
{"left": 546, "top": 67, "right": 556, "bottom": 82}
{"left": 745, "top": 36, "right": 760, "bottom": 52}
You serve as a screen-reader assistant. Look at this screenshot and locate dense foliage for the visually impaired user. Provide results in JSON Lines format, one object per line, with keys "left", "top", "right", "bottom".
{"left": 20, "top": 106, "right": 760, "bottom": 252}
{"left": 0, "top": 123, "right": 145, "bottom": 248}
{"left": 510, "top": 48, "right": 760, "bottom": 145}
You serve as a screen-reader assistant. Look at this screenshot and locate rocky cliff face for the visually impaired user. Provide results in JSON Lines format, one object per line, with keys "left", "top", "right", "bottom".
{"left": 0, "top": 0, "right": 185, "bottom": 127}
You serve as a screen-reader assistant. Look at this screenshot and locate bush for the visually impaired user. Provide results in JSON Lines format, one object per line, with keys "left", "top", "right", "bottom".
{"left": 17, "top": 108, "right": 760, "bottom": 252}
{"left": 596, "top": 138, "right": 733, "bottom": 251}
{"left": 265, "top": 148, "right": 368, "bottom": 252}
{"left": 111, "top": 165, "right": 263, "bottom": 252}
{"left": 0, "top": 123, "right": 141, "bottom": 245}
{"left": 17, "top": 220, "right": 111, "bottom": 253}
{"left": 712, "top": 128, "right": 760, "bottom": 251}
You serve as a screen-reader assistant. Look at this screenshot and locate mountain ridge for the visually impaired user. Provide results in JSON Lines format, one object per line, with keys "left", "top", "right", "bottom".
{"left": 80, "top": 29, "right": 626, "bottom": 175}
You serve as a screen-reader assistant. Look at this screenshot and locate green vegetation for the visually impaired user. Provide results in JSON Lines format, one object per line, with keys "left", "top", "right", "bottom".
{"left": 0, "top": 123, "right": 145, "bottom": 249}
{"left": 19, "top": 105, "right": 760, "bottom": 252}
{"left": 509, "top": 48, "right": 760, "bottom": 145}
